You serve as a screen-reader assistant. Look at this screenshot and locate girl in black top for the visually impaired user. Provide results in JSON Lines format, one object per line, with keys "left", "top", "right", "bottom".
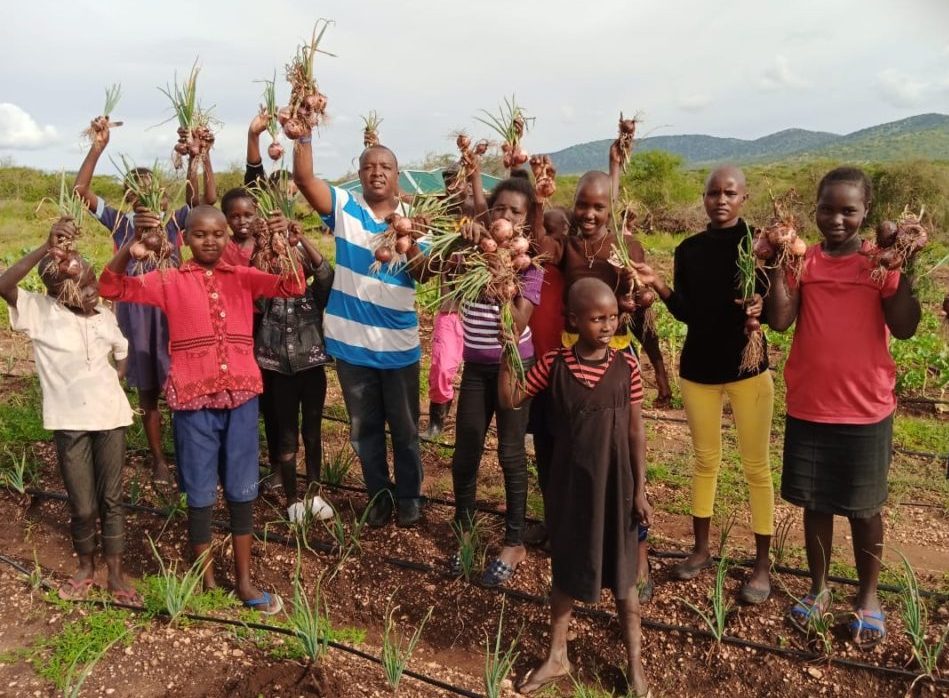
{"left": 634, "top": 165, "right": 775, "bottom": 605}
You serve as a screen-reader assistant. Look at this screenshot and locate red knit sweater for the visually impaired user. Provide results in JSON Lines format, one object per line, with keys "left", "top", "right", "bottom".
{"left": 99, "top": 260, "right": 305, "bottom": 405}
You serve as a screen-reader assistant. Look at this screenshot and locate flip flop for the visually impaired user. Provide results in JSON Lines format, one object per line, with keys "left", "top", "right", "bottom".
{"left": 58, "top": 578, "right": 95, "bottom": 601}
{"left": 850, "top": 609, "right": 886, "bottom": 650}
{"left": 638, "top": 575, "right": 655, "bottom": 604}
{"left": 243, "top": 591, "right": 284, "bottom": 616}
{"left": 517, "top": 662, "right": 574, "bottom": 695}
{"left": 786, "top": 592, "right": 830, "bottom": 634}
{"left": 110, "top": 588, "right": 142, "bottom": 605}
{"left": 447, "top": 551, "right": 463, "bottom": 578}
{"left": 481, "top": 558, "right": 518, "bottom": 587}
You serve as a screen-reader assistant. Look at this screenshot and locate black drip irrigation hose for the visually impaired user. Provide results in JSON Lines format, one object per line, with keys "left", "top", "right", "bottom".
{"left": 0, "top": 551, "right": 483, "bottom": 698}
{"left": 279, "top": 480, "right": 949, "bottom": 603}
{"left": 15, "top": 488, "right": 949, "bottom": 689}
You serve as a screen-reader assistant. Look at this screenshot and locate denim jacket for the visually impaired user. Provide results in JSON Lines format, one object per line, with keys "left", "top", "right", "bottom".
{"left": 254, "top": 259, "right": 333, "bottom": 375}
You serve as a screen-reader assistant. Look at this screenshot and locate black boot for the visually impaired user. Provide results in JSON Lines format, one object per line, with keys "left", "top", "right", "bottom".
{"left": 420, "top": 400, "right": 448, "bottom": 440}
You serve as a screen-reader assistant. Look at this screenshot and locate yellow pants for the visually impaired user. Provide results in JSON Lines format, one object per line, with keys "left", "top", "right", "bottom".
{"left": 562, "top": 330, "right": 632, "bottom": 350}
{"left": 680, "top": 372, "right": 775, "bottom": 536}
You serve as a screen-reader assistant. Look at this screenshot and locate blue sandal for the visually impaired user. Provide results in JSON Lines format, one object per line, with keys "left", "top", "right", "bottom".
{"left": 850, "top": 609, "right": 886, "bottom": 649}
{"left": 243, "top": 591, "right": 284, "bottom": 616}
{"left": 786, "top": 592, "right": 829, "bottom": 633}
{"left": 481, "top": 558, "right": 518, "bottom": 587}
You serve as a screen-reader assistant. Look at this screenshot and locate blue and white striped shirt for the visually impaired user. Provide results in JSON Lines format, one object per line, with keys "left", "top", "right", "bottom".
{"left": 322, "top": 186, "right": 420, "bottom": 369}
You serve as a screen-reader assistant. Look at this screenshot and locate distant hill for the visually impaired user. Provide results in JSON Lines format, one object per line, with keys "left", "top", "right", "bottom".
{"left": 547, "top": 113, "right": 949, "bottom": 173}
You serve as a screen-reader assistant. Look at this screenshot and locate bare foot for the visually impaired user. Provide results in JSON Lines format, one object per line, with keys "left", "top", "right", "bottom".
{"left": 671, "top": 550, "right": 712, "bottom": 580}
{"left": 498, "top": 544, "right": 526, "bottom": 568}
{"left": 152, "top": 458, "right": 173, "bottom": 485}
{"left": 518, "top": 658, "right": 573, "bottom": 695}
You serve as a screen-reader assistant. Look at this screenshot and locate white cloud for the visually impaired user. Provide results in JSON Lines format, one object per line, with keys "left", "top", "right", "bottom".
{"left": 758, "top": 55, "right": 810, "bottom": 90}
{"left": 0, "top": 103, "right": 58, "bottom": 149}
{"left": 876, "top": 68, "right": 933, "bottom": 108}
{"left": 677, "top": 93, "right": 712, "bottom": 112}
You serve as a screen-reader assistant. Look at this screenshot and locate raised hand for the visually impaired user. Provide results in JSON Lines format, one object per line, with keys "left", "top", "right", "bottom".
{"left": 250, "top": 110, "right": 271, "bottom": 137}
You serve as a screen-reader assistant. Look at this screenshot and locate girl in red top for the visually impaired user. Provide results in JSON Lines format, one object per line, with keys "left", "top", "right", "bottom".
{"left": 765, "top": 167, "right": 921, "bottom": 649}
{"left": 100, "top": 205, "right": 304, "bottom": 615}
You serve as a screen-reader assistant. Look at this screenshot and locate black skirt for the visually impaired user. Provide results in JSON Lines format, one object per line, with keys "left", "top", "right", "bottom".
{"left": 781, "top": 414, "right": 893, "bottom": 518}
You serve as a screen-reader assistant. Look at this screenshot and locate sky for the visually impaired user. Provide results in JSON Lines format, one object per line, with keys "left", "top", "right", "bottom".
{"left": 1, "top": 0, "right": 947, "bottom": 180}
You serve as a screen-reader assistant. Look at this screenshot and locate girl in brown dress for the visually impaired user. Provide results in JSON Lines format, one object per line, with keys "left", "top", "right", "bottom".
{"left": 499, "top": 278, "right": 651, "bottom": 697}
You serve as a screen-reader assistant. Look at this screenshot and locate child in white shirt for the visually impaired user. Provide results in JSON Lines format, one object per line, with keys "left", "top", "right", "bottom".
{"left": 0, "top": 219, "right": 137, "bottom": 602}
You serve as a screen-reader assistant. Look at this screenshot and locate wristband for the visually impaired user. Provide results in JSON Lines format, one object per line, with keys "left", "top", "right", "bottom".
{"left": 298, "top": 135, "right": 312, "bottom": 144}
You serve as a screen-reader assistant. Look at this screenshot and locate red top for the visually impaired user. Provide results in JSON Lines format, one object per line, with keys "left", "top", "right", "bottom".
{"left": 99, "top": 260, "right": 304, "bottom": 408}
{"left": 525, "top": 346, "right": 644, "bottom": 403}
{"left": 784, "top": 242, "right": 900, "bottom": 424}
{"left": 220, "top": 239, "right": 254, "bottom": 267}
{"left": 529, "top": 262, "right": 566, "bottom": 357}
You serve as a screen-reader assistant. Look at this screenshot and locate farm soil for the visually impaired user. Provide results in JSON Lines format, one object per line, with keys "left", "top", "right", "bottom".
{"left": 0, "top": 316, "right": 947, "bottom": 697}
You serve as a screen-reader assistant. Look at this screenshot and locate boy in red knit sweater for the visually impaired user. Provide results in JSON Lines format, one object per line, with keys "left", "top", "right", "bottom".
{"left": 100, "top": 205, "right": 304, "bottom": 614}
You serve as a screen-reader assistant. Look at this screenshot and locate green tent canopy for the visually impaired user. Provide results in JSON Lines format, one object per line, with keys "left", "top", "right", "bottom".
{"left": 338, "top": 168, "right": 501, "bottom": 195}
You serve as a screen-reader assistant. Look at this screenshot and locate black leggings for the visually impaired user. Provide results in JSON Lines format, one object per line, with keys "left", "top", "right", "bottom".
{"left": 261, "top": 367, "right": 327, "bottom": 482}
{"left": 451, "top": 361, "right": 531, "bottom": 546}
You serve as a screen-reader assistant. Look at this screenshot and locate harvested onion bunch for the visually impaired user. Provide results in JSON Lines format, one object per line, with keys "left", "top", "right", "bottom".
{"left": 117, "top": 159, "right": 178, "bottom": 274}
{"left": 362, "top": 111, "right": 383, "bottom": 149}
{"left": 476, "top": 95, "right": 532, "bottom": 170}
{"left": 82, "top": 83, "right": 123, "bottom": 142}
{"left": 369, "top": 194, "right": 455, "bottom": 274}
{"left": 752, "top": 191, "right": 807, "bottom": 281}
{"left": 160, "top": 60, "right": 215, "bottom": 170}
{"left": 427, "top": 218, "right": 541, "bottom": 385}
{"left": 448, "top": 132, "right": 489, "bottom": 197}
{"left": 607, "top": 201, "right": 656, "bottom": 332}
{"left": 614, "top": 111, "right": 640, "bottom": 170}
{"left": 247, "top": 173, "right": 302, "bottom": 285}
{"left": 865, "top": 207, "right": 929, "bottom": 285}
{"left": 40, "top": 174, "right": 88, "bottom": 307}
{"left": 737, "top": 221, "right": 765, "bottom": 374}
{"left": 280, "top": 19, "right": 335, "bottom": 140}
{"left": 259, "top": 73, "right": 284, "bottom": 161}
{"left": 528, "top": 154, "right": 557, "bottom": 200}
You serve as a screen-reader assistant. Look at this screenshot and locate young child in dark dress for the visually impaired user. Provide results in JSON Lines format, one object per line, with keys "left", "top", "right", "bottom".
{"left": 499, "top": 278, "right": 651, "bottom": 697}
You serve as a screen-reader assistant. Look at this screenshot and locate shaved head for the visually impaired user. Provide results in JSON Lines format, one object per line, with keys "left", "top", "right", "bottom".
{"left": 568, "top": 277, "right": 616, "bottom": 314}
{"left": 577, "top": 170, "right": 611, "bottom": 194}
{"left": 705, "top": 164, "right": 746, "bottom": 191}
{"left": 186, "top": 204, "right": 226, "bottom": 229}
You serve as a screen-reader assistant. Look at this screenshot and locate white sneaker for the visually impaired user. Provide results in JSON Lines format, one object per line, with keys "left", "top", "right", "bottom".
{"left": 307, "top": 495, "right": 335, "bottom": 521}
{"left": 287, "top": 501, "right": 307, "bottom": 524}
{"left": 288, "top": 496, "right": 334, "bottom": 523}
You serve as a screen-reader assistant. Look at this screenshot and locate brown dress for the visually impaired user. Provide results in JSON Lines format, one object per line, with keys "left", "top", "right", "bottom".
{"left": 544, "top": 351, "right": 637, "bottom": 603}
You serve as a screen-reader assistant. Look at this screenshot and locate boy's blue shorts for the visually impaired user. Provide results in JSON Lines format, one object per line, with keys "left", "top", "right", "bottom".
{"left": 172, "top": 398, "right": 260, "bottom": 508}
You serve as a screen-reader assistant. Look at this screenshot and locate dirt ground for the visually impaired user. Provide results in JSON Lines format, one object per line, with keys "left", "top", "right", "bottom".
{"left": 0, "top": 314, "right": 947, "bottom": 697}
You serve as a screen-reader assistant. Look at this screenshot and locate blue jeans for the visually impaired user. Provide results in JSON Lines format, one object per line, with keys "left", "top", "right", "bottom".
{"left": 172, "top": 398, "right": 260, "bottom": 508}
{"left": 335, "top": 359, "right": 422, "bottom": 501}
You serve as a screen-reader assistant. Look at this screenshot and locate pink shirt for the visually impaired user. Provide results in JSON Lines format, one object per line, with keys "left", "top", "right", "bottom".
{"left": 784, "top": 242, "right": 900, "bottom": 424}
{"left": 99, "top": 260, "right": 304, "bottom": 408}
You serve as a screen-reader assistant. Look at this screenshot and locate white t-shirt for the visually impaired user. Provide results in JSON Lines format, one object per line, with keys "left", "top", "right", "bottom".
{"left": 9, "top": 291, "right": 134, "bottom": 431}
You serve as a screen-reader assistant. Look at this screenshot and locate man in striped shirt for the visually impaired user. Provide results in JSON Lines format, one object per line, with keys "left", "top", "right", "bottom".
{"left": 293, "top": 132, "right": 429, "bottom": 528}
